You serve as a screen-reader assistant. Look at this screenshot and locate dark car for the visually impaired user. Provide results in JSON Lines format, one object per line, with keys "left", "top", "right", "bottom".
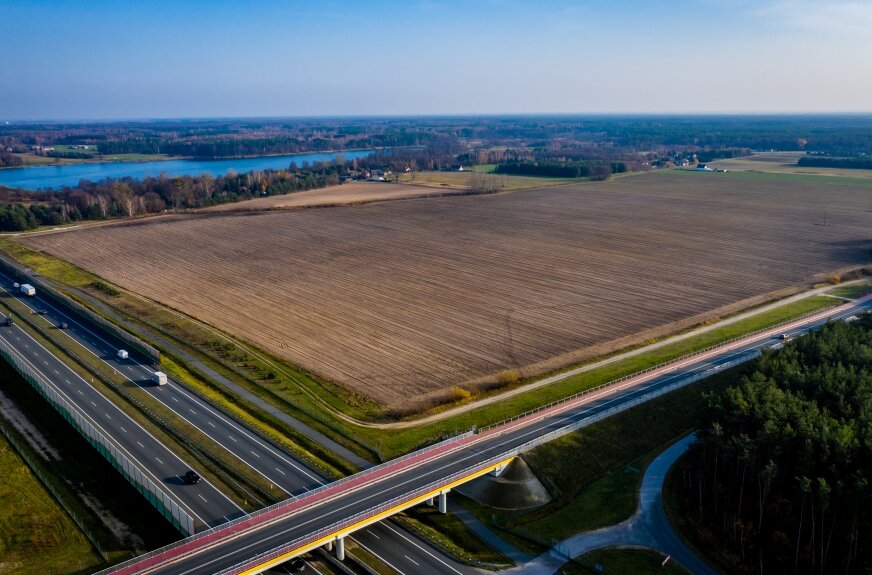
{"left": 4, "top": 317, "right": 12, "bottom": 327}
{"left": 35, "top": 309, "right": 48, "bottom": 315}
{"left": 273, "top": 558, "right": 306, "bottom": 573}
{"left": 58, "top": 322, "right": 69, "bottom": 329}
{"left": 183, "top": 470, "right": 201, "bottom": 485}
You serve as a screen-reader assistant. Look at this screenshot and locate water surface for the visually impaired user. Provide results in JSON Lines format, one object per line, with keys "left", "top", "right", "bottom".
{"left": 0, "top": 149, "right": 376, "bottom": 190}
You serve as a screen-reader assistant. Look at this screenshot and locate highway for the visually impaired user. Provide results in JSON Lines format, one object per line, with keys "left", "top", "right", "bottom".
{"left": 0, "top": 272, "right": 480, "bottom": 574}
{"left": 103, "top": 294, "right": 872, "bottom": 575}
{"left": 0, "top": 298, "right": 244, "bottom": 530}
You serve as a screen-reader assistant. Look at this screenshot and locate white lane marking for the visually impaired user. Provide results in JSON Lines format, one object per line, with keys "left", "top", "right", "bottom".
{"left": 369, "top": 531, "right": 380, "bottom": 539}
{"left": 53, "top": 369, "right": 59, "bottom": 374}
{"left": 352, "top": 537, "right": 409, "bottom": 575}
{"left": 207, "top": 421, "right": 216, "bottom": 428}
{"left": 171, "top": 396, "right": 180, "bottom": 403}
{"left": 382, "top": 523, "right": 464, "bottom": 574}
{"left": 136, "top": 441, "right": 145, "bottom": 448}
{"left": 188, "top": 408, "right": 196, "bottom": 415}
{"left": 120, "top": 426, "right": 128, "bottom": 433}
{"left": 198, "top": 494, "right": 208, "bottom": 502}
{"left": 105, "top": 413, "right": 112, "bottom": 420}
{"left": 77, "top": 389, "right": 83, "bottom": 395}
{"left": 250, "top": 450, "right": 260, "bottom": 458}
{"left": 275, "top": 467, "right": 286, "bottom": 476}
{"left": 156, "top": 457, "right": 164, "bottom": 465}
{"left": 228, "top": 435, "right": 237, "bottom": 442}
{"left": 404, "top": 555, "right": 419, "bottom": 566}
{"left": 90, "top": 401, "right": 97, "bottom": 407}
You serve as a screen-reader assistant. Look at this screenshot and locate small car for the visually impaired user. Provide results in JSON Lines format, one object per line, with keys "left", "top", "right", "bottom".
{"left": 117, "top": 349, "right": 129, "bottom": 360}
{"left": 287, "top": 558, "right": 306, "bottom": 573}
{"left": 778, "top": 333, "right": 788, "bottom": 340}
{"left": 12, "top": 282, "right": 19, "bottom": 289}
{"left": 35, "top": 309, "right": 48, "bottom": 315}
{"left": 4, "top": 317, "right": 12, "bottom": 327}
{"left": 183, "top": 470, "right": 201, "bottom": 485}
{"left": 58, "top": 322, "right": 69, "bottom": 329}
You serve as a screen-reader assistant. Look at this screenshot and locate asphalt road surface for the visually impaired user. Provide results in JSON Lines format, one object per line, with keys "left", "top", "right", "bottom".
{"left": 105, "top": 295, "right": 872, "bottom": 575}
{"left": 0, "top": 270, "right": 481, "bottom": 574}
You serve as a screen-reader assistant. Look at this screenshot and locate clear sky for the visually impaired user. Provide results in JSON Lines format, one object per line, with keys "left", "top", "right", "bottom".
{"left": 2, "top": 0, "right": 871, "bottom": 120}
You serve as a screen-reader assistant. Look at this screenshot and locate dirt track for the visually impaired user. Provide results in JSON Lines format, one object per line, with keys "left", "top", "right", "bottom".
{"left": 21, "top": 171, "right": 872, "bottom": 406}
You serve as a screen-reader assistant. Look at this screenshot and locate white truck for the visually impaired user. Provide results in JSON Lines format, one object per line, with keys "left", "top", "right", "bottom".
{"left": 151, "top": 371, "right": 168, "bottom": 386}
{"left": 117, "top": 349, "right": 129, "bottom": 360}
{"left": 20, "top": 284, "right": 36, "bottom": 297}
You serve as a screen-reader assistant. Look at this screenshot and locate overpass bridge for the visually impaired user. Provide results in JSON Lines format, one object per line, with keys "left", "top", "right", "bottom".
{"left": 98, "top": 295, "right": 872, "bottom": 575}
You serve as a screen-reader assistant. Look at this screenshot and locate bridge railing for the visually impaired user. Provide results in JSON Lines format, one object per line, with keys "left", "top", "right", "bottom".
{"left": 214, "top": 352, "right": 761, "bottom": 575}
{"left": 0, "top": 337, "right": 193, "bottom": 535}
{"left": 478, "top": 302, "right": 845, "bottom": 434}
{"left": 94, "top": 428, "right": 476, "bottom": 575}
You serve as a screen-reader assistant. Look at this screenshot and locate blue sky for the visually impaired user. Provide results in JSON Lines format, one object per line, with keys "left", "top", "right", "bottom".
{"left": 2, "top": 0, "right": 871, "bottom": 120}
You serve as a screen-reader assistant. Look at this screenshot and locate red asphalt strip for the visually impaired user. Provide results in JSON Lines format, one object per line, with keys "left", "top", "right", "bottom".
{"left": 110, "top": 294, "right": 872, "bottom": 575}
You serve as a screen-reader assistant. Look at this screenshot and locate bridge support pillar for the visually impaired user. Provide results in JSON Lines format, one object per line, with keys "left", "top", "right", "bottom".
{"left": 438, "top": 489, "right": 450, "bottom": 514}
{"left": 335, "top": 535, "right": 345, "bottom": 561}
{"left": 324, "top": 540, "right": 333, "bottom": 552}
{"left": 426, "top": 496, "right": 434, "bottom": 506}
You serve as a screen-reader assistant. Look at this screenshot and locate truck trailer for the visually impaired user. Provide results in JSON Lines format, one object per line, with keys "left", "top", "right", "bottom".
{"left": 151, "top": 371, "right": 168, "bottom": 386}
{"left": 20, "top": 284, "right": 36, "bottom": 297}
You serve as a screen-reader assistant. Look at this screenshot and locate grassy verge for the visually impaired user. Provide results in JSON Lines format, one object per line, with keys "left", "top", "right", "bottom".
{"left": 0, "top": 430, "right": 104, "bottom": 575}
{"left": 346, "top": 543, "right": 396, "bottom": 575}
{"left": 561, "top": 548, "right": 690, "bottom": 575}
{"left": 397, "top": 170, "right": 579, "bottom": 190}
{"left": 397, "top": 507, "right": 512, "bottom": 568}
{"left": 0, "top": 237, "right": 841, "bottom": 461}
{"left": 0, "top": 295, "right": 269, "bottom": 512}
{"left": 828, "top": 281, "right": 872, "bottom": 300}
{"left": 459, "top": 366, "right": 746, "bottom": 555}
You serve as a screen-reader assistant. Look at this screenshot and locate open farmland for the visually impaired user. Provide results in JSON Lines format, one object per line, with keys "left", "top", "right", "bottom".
{"left": 199, "top": 181, "right": 475, "bottom": 212}
{"left": 20, "top": 171, "right": 872, "bottom": 408}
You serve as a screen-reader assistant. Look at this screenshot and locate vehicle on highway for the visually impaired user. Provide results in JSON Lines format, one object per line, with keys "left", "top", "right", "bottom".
{"left": 183, "top": 470, "right": 201, "bottom": 485}
{"left": 35, "top": 309, "right": 48, "bottom": 315}
{"left": 4, "top": 316, "right": 12, "bottom": 327}
{"left": 20, "top": 283, "right": 36, "bottom": 297}
{"left": 151, "top": 371, "right": 168, "bottom": 386}
{"left": 272, "top": 558, "right": 306, "bottom": 573}
{"left": 12, "top": 282, "right": 19, "bottom": 289}
{"left": 117, "top": 349, "right": 129, "bottom": 360}
{"left": 778, "top": 333, "right": 789, "bottom": 340}
{"left": 58, "top": 322, "right": 69, "bottom": 329}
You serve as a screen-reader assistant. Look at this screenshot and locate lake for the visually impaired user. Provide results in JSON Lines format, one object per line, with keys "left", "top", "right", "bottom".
{"left": 0, "top": 149, "right": 377, "bottom": 190}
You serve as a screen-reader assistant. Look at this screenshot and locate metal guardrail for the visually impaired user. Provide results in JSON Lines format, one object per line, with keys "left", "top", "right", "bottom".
{"left": 478, "top": 304, "right": 837, "bottom": 433}
{"left": 0, "top": 337, "right": 194, "bottom": 536}
{"left": 95, "top": 429, "right": 476, "bottom": 575}
{"left": 100, "top": 300, "right": 865, "bottom": 575}
{"left": 214, "top": 353, "right": 761, "bottom": 575}
{"left": 0, "top": 253, "right": 161, "bottom": 363}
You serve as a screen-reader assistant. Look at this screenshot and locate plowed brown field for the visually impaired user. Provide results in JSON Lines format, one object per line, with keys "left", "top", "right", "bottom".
{"left": 21, "top": 171, "right": 872, "bottom": 406}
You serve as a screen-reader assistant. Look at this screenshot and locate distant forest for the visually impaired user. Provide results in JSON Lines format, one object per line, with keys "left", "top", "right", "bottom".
{"left": 677, "top": 316, "right": 872, "bottom": 574}
{"left": 495, "top": 160, "right": 627, "bottom": 180}
{"left": 797, "top": 156, "right": 872, "bottom": 170}
{"left": 2, "top": 115, "right": 870, "bottom": 161}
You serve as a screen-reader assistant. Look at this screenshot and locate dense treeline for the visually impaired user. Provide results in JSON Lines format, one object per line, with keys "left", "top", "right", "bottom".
{"left": 495, "top": 160, "right": 626, "bottom": 180}
{"left": 0, "top": 149, "right": 24, "bottom": 167}
{"left": 680, "top": 316, "right": 872, "bottom": 574}
{"left": 0, "top": 163, "right": 345, "bottom": 231}
{"left": 3, "top": 116, "right": 870, "bottom": 163}
{"left": 797, "top": 156, "right": 872, "bottom": 170}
